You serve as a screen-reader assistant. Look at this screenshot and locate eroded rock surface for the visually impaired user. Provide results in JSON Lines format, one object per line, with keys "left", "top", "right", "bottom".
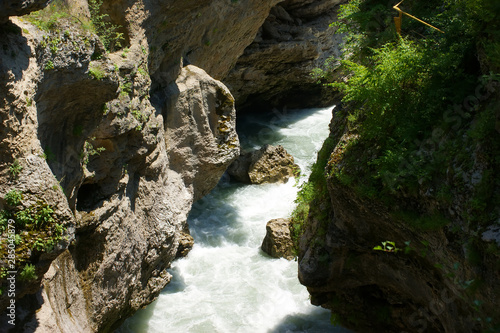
{"left": 162, "top": 65, "right": 240, "bottom": 201}
{"left": 228, "top": 144, "right": 299, "bottom": 184}
{"left": 0, "top": 0, "right": 350, "bottom": 331}
{"left": 0, "top": 6, "right": 240, "bottom": 331}
{"left": 224, "top": 0, "right": 346, "bottom": 109}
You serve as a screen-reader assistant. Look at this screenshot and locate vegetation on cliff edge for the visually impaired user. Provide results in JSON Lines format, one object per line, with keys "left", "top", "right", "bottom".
{"left": 295, "top": 0, "right": 499, "bottom": 330}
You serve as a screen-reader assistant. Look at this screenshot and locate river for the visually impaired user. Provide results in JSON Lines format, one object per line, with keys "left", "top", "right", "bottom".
{"left": 118, "top": 106, "right": 349, "bottom": 333}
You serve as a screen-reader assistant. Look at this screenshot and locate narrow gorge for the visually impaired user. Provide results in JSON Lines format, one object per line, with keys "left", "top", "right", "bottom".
{"left": 0, "top": 0, "right": 346, "bottom": 331}
{"left": 1, "top": 0, "right": 499, "bottom": 332}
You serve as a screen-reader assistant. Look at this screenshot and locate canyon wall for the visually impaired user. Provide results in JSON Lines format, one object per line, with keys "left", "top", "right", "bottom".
{"left": 298, "top": 101, "right": 500, "bottom": 332}
{"left": 224, "top": 0, "right": 345, "bottom": 110}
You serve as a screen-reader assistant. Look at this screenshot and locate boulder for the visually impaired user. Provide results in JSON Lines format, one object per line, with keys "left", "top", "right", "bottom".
{"left": 228, "top": 144, "right": 300, "bottom": 184}
{"left": 261, "top": 218, "right": 294, "bottom": 260}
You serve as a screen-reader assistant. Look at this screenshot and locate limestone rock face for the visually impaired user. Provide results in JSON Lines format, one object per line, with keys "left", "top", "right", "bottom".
{"left": 261, "top": 218, "right": 294, "bottom": 260}
{"left": 0, "top": 0, "right": 347, "bottom": 331}
{"left": 224, "top": 0, "right": 346, "bottom": 110}
{"left": 98, "top": 0, "right": 282, "bottom": 88}
{"left": 228, "top": 144, "right": 299, "bottom": 184}
{"left": 0, "top": 8, "right": 240, "bottom": 331}
{"left": 162, "top": 65, "right": 240, "bottom": 201}
{"left": 0, "top": 0, "right": 50, "bottom": 23}
{"left": 298, "top": 109, "right": 500, "bottom": 333}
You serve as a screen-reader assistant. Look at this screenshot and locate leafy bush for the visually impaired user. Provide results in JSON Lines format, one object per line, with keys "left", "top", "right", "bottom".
{"left": 310, "top": 0, "right": 500, "bottom": 234}
{"left": 26, "top": 0, "right": 69, "bottom": 31}
{"left": 19, "top": 264, "right": 38, "bottom": 282}
{"left": 4, "top": 189, "right": 22, "bottom": 207}
{"left": 9, "top": 160, "right": 23, "bottom": 178}
{"left": 89, "top": 0, "right": 124, "bottom": 51}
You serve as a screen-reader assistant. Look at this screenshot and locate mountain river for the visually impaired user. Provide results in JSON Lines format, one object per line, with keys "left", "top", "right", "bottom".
{"left": 118, "top": 106, "right": 349, "bottom": 333}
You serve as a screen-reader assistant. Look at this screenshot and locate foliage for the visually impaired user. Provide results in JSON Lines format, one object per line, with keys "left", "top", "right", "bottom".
{"left": 312, "top": 0, "right": 500, "bottom": 232}
{"left": 89, "top": 0, "right": 124, "bottom": 52}
{"left": 0, "top": 210, "right": 11, "bottom": 232}
{"left": 89, "top": 64, "right": 106, "bottom": 80}
{"left": 119, "top": 81, "right": 133, "bottom": 97}
{"left": 19, "top": 264, "right": 38, "bottom": 282}
{"left": 25, "top": 0, "right": 69, "bottom": 31}
{"left": 373, "top": 241, "right": 401, "bottom": 253}
{"left": 9, "top": 160, "right": 23, "bottom": 178}
{"left": 44, "top": 60, "right": 55, "bottom": 70}
{"left": 82, "top": 139, "right": 106, "bottom": 165}
{"left": 15, "top": 202, "right": 55, "bottom": 229}
{"left": 290, "top": 137, "right": 336, "bottom": 253}
{"left": 4, "top": 189, "right": 22, "bottom": 207}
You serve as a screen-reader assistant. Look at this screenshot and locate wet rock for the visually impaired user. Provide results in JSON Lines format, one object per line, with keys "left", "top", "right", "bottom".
{"left": 176, "top": 230, "right": 195, "bottom": 258}
{"left": 228, "top": 144, "right": 299, "bottom": 184}
{"left": 482, "top": 224, "right": 500, "bottom": 246}
{"left": 261, "top": 218, "right": 295, "bottom": 260}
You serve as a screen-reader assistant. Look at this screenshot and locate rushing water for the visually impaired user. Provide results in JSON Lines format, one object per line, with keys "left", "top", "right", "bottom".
{"left": 119, "top": 106, "right": 349, "bottom": 333}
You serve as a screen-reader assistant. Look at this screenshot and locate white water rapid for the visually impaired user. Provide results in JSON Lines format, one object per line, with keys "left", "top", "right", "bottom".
{"left": 119, "top": 106, "right": 349, "bottom": 333}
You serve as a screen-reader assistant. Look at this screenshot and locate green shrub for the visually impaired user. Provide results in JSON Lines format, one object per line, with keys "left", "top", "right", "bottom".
{"left": 44, "top": 60, "right": 55, "bottom": 70}
{"left": 4, "top": 189, "right": 22, "bottom": 206}
{"left": 25, "top": 0, "right": 69, "bottom": 31}
{"left": 0, "top": 210, "right": 12, "bottom": 232}
{"left": 290, "top": 137, "right": 336, "bottom": 252}
{"left": 89, "top": 64, "right": 106, "bottom": 80}
{"left": 19, "top": 264, "right": 38, "bottom": 282}
{"left": 9, "top": 160, "right": 23, "bottom": 178}
{"left": 89, "top": 0, "right": 125, "bottom": 51}
{"left": 310, "top": 0, "right": 500, "bottom": 236}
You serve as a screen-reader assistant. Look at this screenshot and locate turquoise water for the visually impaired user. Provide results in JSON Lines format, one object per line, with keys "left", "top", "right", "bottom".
{"left": 118, "top": 106, "right": 349, "bottom": 333}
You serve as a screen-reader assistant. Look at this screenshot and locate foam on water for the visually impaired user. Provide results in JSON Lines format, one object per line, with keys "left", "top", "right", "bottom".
{"left": 118, "top": 106, "right": 349, "bottom": 333}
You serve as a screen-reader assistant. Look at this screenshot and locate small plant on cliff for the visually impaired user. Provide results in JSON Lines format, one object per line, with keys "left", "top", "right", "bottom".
{"left": 82, "top": 139, "right": 106, "bottom": 165}
{"left": 44, "top": 60, "right": 55, "bottom": 70}
{"left": 4, "top": 189, "right": 23, "bottom": 207}
{"left": 9, "top": 160, "right": 23, "bottom": 179}
{"left": 0, "top": 210, "right": 11, "bottom": 232}
{"left": 89, "top": 64, "right": 106, "bottom": 80}
{"left": 26, "top": 0, "right": 69, "bottom": 31}
{"left": 19, "top": 264, "right": 38, "bottom": 282}
{"left": 373, "top": 241, "right": 401, "bottom": 253}
{"left": 89, "top": 0, "right": 124, "bottom": 52}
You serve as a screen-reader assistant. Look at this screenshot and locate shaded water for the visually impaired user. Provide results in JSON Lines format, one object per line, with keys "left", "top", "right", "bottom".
{"left": 119, "top": 106, "right": 348, "bottom": 333}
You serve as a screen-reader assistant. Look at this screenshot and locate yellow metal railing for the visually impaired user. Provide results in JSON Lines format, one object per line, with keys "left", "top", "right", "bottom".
{"left": 393, "top": 0, "right": 444, "bottom": 34}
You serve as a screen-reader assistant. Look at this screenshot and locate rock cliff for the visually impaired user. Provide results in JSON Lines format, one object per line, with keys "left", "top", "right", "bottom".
{"left": 224, "top": 0, "right": 346, "bottom": 110}
{"left": 298, "top": 103, "right": 500, "bottom": 332}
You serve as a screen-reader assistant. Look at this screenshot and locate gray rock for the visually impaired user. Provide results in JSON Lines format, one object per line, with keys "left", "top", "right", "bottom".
{"left": 224, "top": 0, "right": 347, "bottom": 109}
{"left": 228, "top": 144, "right": 299, "bottom": 184}
{"left": 482, "top": 224, "right": 500, "bottom": 246}
{"left": 0, "top": 13, "right": 240, "bottom": 332}
{"left": 261, "top": 218, "right": 295, "bottom": 260}
{"left": 164, "top": 65, "right": 240, "bottom": 201}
